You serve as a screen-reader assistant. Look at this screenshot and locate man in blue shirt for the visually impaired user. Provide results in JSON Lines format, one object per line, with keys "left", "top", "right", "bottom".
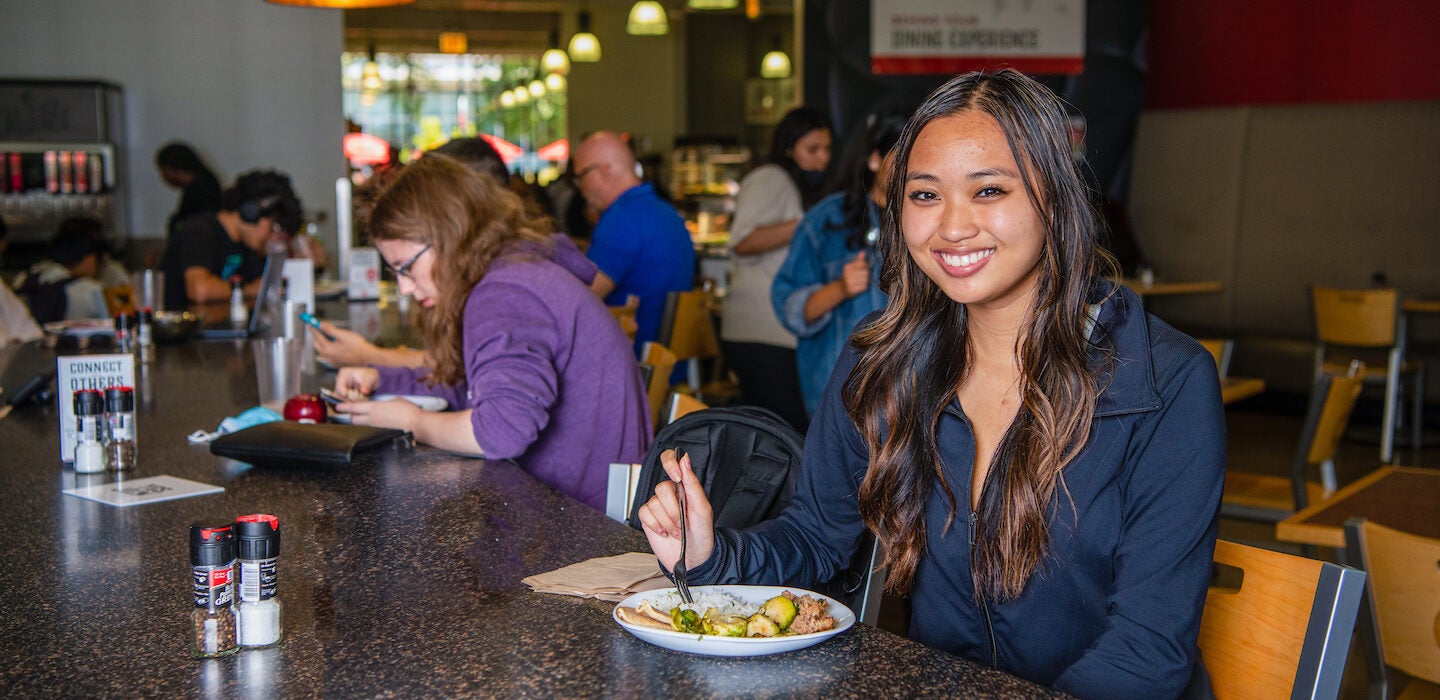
{"left": 571, "top": 131, "right": 694, "bottom": 354}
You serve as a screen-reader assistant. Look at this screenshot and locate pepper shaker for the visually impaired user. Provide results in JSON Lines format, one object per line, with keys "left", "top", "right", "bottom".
{"left": 190, "top": 522, "right": 239, "bottom": 659}
{"left": 104, "top": 386, "right": 136, "bottom": 472}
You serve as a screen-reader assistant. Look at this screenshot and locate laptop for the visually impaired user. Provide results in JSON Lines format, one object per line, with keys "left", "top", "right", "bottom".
{"left": 195, "top": 254, "right": 285, "bottom": 340}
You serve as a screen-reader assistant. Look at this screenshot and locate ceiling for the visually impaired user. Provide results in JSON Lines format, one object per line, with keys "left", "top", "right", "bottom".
{"left": 343, "top": 0, "right": 795, "bottom": 54}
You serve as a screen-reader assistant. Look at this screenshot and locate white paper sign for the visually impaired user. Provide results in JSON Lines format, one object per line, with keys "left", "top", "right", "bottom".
{"left": 63, "top": 475, "right": 223, "bottom": 507}
{"left": 871, "top": 0, "right": 1085, "bottom": 75}
{"left": 347, "top": 248, "right": 381, "bottom": 301}
{"left": 283, "top": 258, "right": 316, "bottom": 314}
{"left": 56, "top": 353, "right": 135, "bottom": 462}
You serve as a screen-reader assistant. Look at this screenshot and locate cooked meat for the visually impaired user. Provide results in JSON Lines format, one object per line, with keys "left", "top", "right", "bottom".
{"left": 786, "top": 594, "right": 836, "bottom": 635}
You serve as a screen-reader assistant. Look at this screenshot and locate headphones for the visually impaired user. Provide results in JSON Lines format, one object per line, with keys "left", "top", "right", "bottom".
{"left": 238, "top": 196, "right": 278, "bottom": 225}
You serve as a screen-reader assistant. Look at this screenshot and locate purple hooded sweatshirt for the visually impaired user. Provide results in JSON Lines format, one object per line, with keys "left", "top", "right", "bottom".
{"left": 374, "top": 235, "right": 652, "bottom": 510}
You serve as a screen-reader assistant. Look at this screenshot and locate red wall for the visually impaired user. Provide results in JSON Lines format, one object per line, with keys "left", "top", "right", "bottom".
{"left": 1147, "top": 0, "right": 1440, "bottom": 108}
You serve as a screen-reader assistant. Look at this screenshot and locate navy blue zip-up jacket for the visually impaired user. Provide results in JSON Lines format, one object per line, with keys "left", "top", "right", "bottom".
{"left": 686, "top": 283, "right": 1225, "bottom": 699}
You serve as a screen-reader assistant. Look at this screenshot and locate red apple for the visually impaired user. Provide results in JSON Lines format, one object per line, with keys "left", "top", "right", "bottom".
{"left": 284, "top": 394, "right": 326, "bottom": 424}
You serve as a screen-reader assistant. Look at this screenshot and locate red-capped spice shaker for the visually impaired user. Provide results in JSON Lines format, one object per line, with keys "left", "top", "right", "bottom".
{"left": 190, "top": 522, "right": 238, "bottom": 659}
{"left": 104, "top": 387, "right": 136, "bottom": 471}
{"left": 235, "top": 514, "right": 282, "bottom": 647}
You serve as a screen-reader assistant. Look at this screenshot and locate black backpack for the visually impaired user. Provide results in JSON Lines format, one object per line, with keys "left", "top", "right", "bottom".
{"left": 627, "top": 406, "right": 805, "bottom": 531}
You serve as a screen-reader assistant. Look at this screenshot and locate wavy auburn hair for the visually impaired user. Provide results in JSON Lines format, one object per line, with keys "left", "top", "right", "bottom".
{"left": 843, "top": 70, "right": 1116, "bottom": 601}
{"left": 367, "top": 154, "right": 552, "bottom": 386}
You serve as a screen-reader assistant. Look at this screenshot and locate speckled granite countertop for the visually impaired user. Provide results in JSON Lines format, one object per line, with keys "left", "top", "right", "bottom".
{"left": 0, "top": 336, "right": 1066, "bottom": 698}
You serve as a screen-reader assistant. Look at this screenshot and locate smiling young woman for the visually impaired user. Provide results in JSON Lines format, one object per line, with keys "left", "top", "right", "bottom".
{"left": 638, "top": 69, "right": 1226, "bottom": 699}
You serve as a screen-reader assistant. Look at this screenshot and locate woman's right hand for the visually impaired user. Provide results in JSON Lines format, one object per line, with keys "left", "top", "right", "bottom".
{"left": 637, "top": 449, "right": 715, "bottom": 574}
{"left": 333, "top": 366, "right": 380, "bottom": 401}
{"left": 311, "top": 322, "right": 382, "bottom": 367}
{"left": 840, "top": 250, "right": 870, "bottom": 298}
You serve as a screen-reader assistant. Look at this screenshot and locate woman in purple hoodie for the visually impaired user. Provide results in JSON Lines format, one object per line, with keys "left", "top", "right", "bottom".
{"left": 333, "top": 156, "right": 652, "bottom": 510}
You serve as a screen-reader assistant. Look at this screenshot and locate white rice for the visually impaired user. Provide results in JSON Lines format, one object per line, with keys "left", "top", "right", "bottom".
{"left": 651, "top": 589, "right": 755, "bottom": 617}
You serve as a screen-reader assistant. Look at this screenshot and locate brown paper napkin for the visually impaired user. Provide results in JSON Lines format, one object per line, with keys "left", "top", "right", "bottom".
{"left": 523, "top": 552, "right": 673, "bottom": 602}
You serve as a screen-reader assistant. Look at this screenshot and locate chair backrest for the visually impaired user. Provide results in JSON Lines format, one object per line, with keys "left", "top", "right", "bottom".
{"left": 1199, "top": 539, "right": 1366, "bottom": 700}
{"left": 663, "top": 391, "right": 708, "bottom": 426}
{"left": 658, "top": 289, "right": 719, "bottom": 362}
{"left": 1198, "top": 338, "right": 1234, "bottom": 379}
{"left": 640, "top": 342, "right": 677, "bottom": 429}
{"left": 1301, "top": 368, "right": 1365, "bottom": 470}
{"left": 1344, "top": 518, "right": 1440, "bottom": 689}
{"left": 1312, "top": 286, "right": 1401, "bottom": 348}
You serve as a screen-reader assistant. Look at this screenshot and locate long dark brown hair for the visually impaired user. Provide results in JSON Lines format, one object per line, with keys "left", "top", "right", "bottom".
{"left": 843, "top": 69, "right": 1116, "bottom": 601}
{"left": 367, "top": 154, "right": 553, "bottom": 386}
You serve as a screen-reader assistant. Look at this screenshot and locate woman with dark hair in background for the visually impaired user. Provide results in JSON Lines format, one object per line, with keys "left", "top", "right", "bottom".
{"left": 155, "top": 142, "right": 222, "bottom": 239}
{"left": 330, "top": 155, "right": 650, "bottom": 512}
{"left": 771, "top": 104, "right": 911, "bottom": 417}
{"left": 719, "top": 106, "right": 833, "bottom": 431}
{"left": 639, "top": 70, "right": 1224, "bottom": 698}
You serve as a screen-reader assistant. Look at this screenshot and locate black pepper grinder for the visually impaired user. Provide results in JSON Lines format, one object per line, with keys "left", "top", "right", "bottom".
{"left": 190, "top": 522, "right": 239, "bottom": 659}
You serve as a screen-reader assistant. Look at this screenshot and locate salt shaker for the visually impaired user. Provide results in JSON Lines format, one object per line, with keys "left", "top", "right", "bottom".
{"left": 235, "top": 514, "right": 282, "bottom": 648}
{"left": 104, "top": 386, "right": 136, "bottom": 472}
{"left": 113, "top": 312, "right": 134, "bottom": 354}
{"left": 136, "top": 307, "right": 155, "bottom": 364}
{"left": 229, "top": 275, "right": 247, "bottom": 326}
{"left": 73, "top": 389, "right": 106, "bottom": 474}
{"left": 190, "top": 522, "right": 239, "bottom": 659}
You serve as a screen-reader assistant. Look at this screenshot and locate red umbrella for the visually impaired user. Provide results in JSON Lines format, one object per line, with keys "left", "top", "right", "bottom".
{"left": 478, "top": 133, "right": 524, "bottom": 164}
{"left": 536, "top": 139, "right": 569, "bottom": 163}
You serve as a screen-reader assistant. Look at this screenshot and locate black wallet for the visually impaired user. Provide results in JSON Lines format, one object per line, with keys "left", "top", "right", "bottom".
{"left": 210, "top": 421, "right": 412, "bottom": 468}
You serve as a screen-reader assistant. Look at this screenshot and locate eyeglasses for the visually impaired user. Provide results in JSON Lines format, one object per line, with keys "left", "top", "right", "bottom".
{"left": 573, "top": 163, "right": 602, "bottom": 181}
{"left": 387, "top": 244, "right": 431, "bottom": 279}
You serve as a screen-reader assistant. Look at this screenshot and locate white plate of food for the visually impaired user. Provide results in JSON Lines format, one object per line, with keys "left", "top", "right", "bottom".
{"left": 612, "top": 585, "right": 854, "bottom": 657}
{"left": 330, "top": 394, "right": 448, "bottom": 423}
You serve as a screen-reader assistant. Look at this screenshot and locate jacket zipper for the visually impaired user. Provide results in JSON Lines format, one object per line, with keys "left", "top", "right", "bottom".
{"left": 969, "top": 510, "right": 999, "bottom": 667}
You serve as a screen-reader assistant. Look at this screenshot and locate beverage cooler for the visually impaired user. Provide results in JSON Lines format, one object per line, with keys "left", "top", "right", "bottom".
{"left": 0, "top": 79, "right": 128, "bottom": 265}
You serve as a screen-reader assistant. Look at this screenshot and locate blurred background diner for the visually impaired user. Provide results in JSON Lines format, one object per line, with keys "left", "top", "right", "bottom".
{"left": 2, "top": 1, "right": 1439, "bottom": 697}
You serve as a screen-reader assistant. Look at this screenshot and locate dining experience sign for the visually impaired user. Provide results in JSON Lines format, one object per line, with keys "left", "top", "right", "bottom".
{"left": 871, "top": 0, "right": 1085, "bottom": 76}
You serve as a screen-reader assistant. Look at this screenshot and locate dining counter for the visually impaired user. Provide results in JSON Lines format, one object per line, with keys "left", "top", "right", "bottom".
{"left": 0, "top": 330, "right": 1064, "bottom": 698}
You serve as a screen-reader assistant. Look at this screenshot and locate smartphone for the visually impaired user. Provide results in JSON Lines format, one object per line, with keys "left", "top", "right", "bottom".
{"left": 317, "top": 387, "right": 344, "bottom": 407}
{"left": 299, "top": 312, "right": 337, "bottom": 341}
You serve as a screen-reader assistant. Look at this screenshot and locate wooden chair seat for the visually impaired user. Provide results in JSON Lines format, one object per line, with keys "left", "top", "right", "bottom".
{"left": 1221, "top": 472, "right": 1327, "bottom": 513}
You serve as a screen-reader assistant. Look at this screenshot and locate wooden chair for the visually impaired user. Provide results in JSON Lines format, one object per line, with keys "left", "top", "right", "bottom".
{"left": 1223, "top": 364, "right": 1365, "bottom": 521}
{"left": 657, "top": 288, "right": 733, "bottom": 399}
{"left": 1343, "top": 518, "right": 1440, "bottom": 700}
{"left": 1199, "top": 338, "right": 1235, "bottom": 379}
{"left": 1198, "top": 539, "right": 1367, "bottom": 700}
{"left": 607, "top": 294, "right": 639, "bottom": 342}
{"left": 640, "top": 342, "right": 677, "bottom": 430}
{"left": 1312, "top": 286, "right": 1426, "bottom": 464}
{"left": 662, "top": 391, "right": 708, "bottom": 427}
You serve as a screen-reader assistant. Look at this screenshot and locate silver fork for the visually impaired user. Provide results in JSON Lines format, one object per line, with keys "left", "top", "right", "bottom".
{"left": 671, "top": 448, "right": 693, "bottom": 604}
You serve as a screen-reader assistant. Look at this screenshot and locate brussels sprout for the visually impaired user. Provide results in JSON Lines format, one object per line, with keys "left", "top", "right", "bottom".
{"left": 760, "top": 595, "right": 798, "bottom": 630}
{"left": 746, "top": 612, "right": 780, "bottom": 637}
{"left": 670, "top": 607, "right": 704, "bottom": 634}
{"left": 702, "top": 610, "right": 748, "bottom": 637}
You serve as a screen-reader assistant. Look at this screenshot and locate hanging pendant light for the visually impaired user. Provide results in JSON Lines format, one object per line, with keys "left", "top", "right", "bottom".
{"left": 541, "top": 29, "right": 570, "bottom": 75}
{"left": 499, "top": 91, "right": 516, "bottom": 108}
{"left": 266, "top": 0, "right": 413, "bottom": 7}
{"left": 361, "top": 44, "right": 383, "bottom": 91}
{"left": 512, "top": 85, "right": 531, "bottom": 105}
{"left": 544, "top": 73, "right": 567, "bottom": 93}
{"left": 568, "top": 10, "right": 602, "bottom": 62}
{"left": 626, "top": 1, "right": 669, "bottom": 36}
{"left": 528, "top": 79, "right": 547, "bottom": 99}
{"left": 760, "top": 35, "right": 791, "bottom": 79}
{"left": 688, "top": 0, "right": 738, "bottom": 9}
{"left": 760, "top": 50, "right": 791, "bottom": 78}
